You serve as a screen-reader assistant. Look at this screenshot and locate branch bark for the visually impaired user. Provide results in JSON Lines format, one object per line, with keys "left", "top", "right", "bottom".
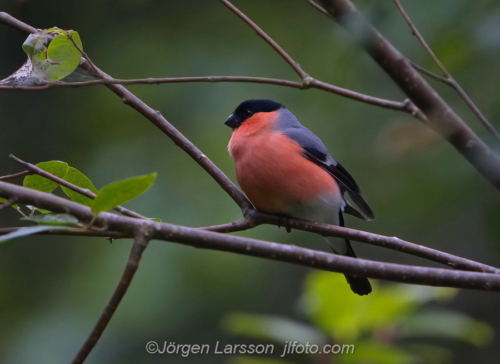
{"left": 318, "top": 0, "right": 500, "bottom": 190}
{"left": 2, "top": 182, "right": 500, "bottom": 291}
{"left": 391, "top": 0, "right": 499, "bottom": 141}
{"left": 0, "top": 170, "right": 29, "bottom": 181}
{"left": 0, "top": 11, "right": 253, "bottom": 215}
{"left": 72, "top": 231, "right": 150, "bottom": 364}
{"left": 0, "top": 76, "right": 416, "bottom": 114}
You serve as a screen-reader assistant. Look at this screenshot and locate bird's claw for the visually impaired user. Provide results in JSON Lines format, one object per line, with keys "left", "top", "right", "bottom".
{"left": 278, "top": 215, "right": 292, "bottom": 233}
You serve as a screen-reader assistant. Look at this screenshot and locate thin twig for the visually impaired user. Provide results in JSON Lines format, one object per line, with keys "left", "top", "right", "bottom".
{"left": 250, "top": 211, "right": 500, "bottom": 274}
{"left": 0, "top": 11, "right": 253, "bottom": 214}
{"left": 67, "top": 33, "right": 105, "bottom": 79}
{"left": 0, "top": 76, "right": 303, "bottom": 90}
{"left": 410, "top": 61, "right": 449, "bottom": 84}
{"left": 217, "top": 0, "right": 425, "bottom": 119}
{"left": 306, "top": 0, "right": 334, "bottom": 19}
{"left": 0, "top": 170, "right": 30, "bottom": 181}
{"left": 219, "top": 0, "right": 309, "bottom": 80}
{"left": 0, "top": 12, "right": 424, "bottom": 121}
{"left": 319, "top": 0, "right": 500, "bottom": 190}
{"left": 72, "top": 230, "right": 150, "bottom": 364}
{"left": 392, "top": 0, "right": 500, "bottom": 141}
{"left": 9, "top": 154, "right": 149, "bottom": 220}
{"left": 0, "top": 75, "right": 416, "bottom": 115}
{"left": 199, "top": 218, "right": 257, "bottom": 233}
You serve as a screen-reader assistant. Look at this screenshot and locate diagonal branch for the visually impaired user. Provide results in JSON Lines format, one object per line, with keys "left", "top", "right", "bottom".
{"left": 306, "top": 0, "right": 333, "bottom": 19}
{"left": 0, "top": 11, "right": 253, "bottom": 214}
{"left": 0, "top": 170, "right": 30, "bottom": 181}
{"left": 2, "top": 211, "right": 498, "bottom": 275}
{"left": 0, "top": 76, "right": 415, "bottom": 113}
{"left": 318, "top": 0, "right": 500, "bottom": 191}
{"left": 9, "top": 154, "right": 148, "bottom": 220}
{"left": 250, "top": 212, "right": 500, "bottom": 274}
{"left": 392, "top": 0, "right": 500, "bottom": 141}
{"left": 410, "top": 61, "right": 449, "bottom": 84}
{"left": 71, "top": 230, "right": 151, "bottom": 364}
{"left": 219, "top": 0, "right": 309, "bottom": 80}
{"left": 216, "top": 1, "right": 424, "bottom": 119}
{"left": 1, "top": 182, "right": 500, "bottom": 291}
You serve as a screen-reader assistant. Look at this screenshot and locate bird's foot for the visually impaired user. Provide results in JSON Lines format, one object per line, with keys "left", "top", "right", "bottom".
{"left": 277, "top": 215, "right": 292, "bottom": 233}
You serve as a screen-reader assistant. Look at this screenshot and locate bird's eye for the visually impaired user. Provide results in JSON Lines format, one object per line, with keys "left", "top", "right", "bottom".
{"left": 244, "top": 109, "right": 254, "bottom": 118}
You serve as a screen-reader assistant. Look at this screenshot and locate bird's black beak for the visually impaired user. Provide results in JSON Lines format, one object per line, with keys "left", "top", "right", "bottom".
{"left": 224, "top": 114, "right": 241, "bottom": 129}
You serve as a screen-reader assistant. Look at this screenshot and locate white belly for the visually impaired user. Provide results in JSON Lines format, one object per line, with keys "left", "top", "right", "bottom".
{"left": 288, "top": 193, "right": 345, "bottom": 225}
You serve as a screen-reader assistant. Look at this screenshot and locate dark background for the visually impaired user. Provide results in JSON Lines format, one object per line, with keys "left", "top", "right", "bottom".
{"left": 1, "top": 0, "right": 500, "bottom": 363}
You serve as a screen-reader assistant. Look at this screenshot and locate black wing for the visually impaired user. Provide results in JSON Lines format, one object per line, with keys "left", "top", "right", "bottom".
{"left": 283, "top": 127, "right": 375, "bottom": 221}
{"left": 303, "top": 148, "right": 375, "bottom": 220}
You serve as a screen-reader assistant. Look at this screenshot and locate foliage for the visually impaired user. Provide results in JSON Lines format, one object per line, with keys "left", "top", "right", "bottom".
{"left": 6, "top": 160, "right": 156, "bottom": 236}
{"left": 90, "top": 172, "right": 156, "bottom": 214}
{"left": 223, "top": 272, "right": 493, "bottom": 364}
{"left": 0, "top": 225, "right": 70, "bottom": 244}
{"left": 1, "top": 1, "right": 500, "bottom": 363}
{"left": 22, "top": 28, "right": 83, "bottom": 82}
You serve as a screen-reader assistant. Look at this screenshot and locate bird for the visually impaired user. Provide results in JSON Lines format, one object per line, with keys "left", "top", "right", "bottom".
{"left": 225, "top": 99, "right": 374, "bottom": 296}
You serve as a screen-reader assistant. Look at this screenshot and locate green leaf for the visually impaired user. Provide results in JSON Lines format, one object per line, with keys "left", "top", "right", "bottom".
{"left": 301, "top": 272, "right": 456, "bottom": 341}
{"left": 22, "top": 28, "right": 83, "bottom": 82}
{"left": 91, "top": 173, "right": 157, "bottom": 214}
{"left": 21, "top": 214, "right": 81, "bottom": 227}
{"left": 399, "top": 309, "right": 494, "bottom": 347}
{"left": 45, "top": 33, "right": 82, "bottom": 81}
{"left": 69, "top": 30, "right": 83, "bottom": 49}
{"left": 222, "top": 312, "right": 327, "bottom": 345}
{"left": 23, "top": 161, "right": 68, "bottom": 193}
{"left": 61, "top": 167, "right": 98, "bottom": 206}
{"left": 0, "top": 226, "right": 69, "bottom": 244}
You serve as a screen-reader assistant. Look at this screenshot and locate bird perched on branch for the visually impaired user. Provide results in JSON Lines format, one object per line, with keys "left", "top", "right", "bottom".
{"left": 225, "top": 99, "right": 374, "bottom": 295}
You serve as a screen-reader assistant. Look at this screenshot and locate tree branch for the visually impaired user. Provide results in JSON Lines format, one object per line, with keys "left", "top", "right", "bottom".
{"left": 217, "top": 1, "right": 424, "bottom": 119}
{"left": 250, "top": 211, "right": 500, "bottom": 274}
{"left": 199, "top": 218, "right": 257, "bottom": 233}
{"left": 1, "top": 182, "right": 500, "bottom": 291}
{"left": 0, "top": 11, "right": 253, "bottom": 215}
{"left": 410, "top": 61, "right": 449, "bottom": 84}
{"left": 306, "top": 0, "right": 334, "bottom": 19}
{"left": 71, "top": 230, "right": 150, "bottom": 364}
{"left": 0, "top": 170, "right": 30, "bottom": 181}
{"left": 392, "top": 0, "right": 500, "bottom": 141}
{"left": 318, "top": 0, "right": 500, "bottom": 191}
{"left": 0, "top": 76, "right": 416, "bottom": 114}
{"left": 219, "top": 0, "right": 309, "bottom": 80}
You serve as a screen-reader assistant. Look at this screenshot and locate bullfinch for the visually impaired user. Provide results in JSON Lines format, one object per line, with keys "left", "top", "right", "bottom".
{"left": 225, "top": 99, "right": 374, "bottom": 296}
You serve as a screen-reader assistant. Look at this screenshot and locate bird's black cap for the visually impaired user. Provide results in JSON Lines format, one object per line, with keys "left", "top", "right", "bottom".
{"left": 225, "top": 99, "right": 284, "bottom": 129}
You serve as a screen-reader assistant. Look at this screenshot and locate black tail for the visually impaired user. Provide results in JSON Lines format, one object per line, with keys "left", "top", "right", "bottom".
{"left": 343, "top": 242, "right": 372, "bottom": 295}
{"left": 339, "top": 212, "right": 372, "bottom": 296}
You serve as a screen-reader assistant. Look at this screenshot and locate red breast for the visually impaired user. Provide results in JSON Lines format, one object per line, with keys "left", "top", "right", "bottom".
{"left": 228, "top": 111, "right": 339, "bottom": 214}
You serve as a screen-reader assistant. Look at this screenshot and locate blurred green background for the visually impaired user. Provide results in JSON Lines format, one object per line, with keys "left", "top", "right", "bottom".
{"left": 1, "top": 0, "right": 500, "bottom": 363}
